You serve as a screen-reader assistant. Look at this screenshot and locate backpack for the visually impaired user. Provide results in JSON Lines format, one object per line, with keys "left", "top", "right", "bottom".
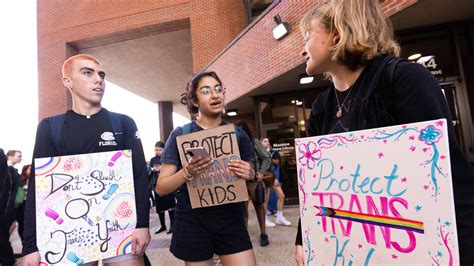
{"left": 382, "top": 56, "right": 404, "bottom": 113}
{"left": 49, "top": 111, "right": 124, "bottom": 154}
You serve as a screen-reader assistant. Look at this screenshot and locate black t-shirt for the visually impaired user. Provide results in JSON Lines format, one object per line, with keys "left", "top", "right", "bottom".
{"left": 161, "top": 120, "right": 254, "bottom": 211}
{"left": 327, "top": 67, "right": 367, "bottom": 134}
{"left": 328, "top": 87, "right": 359, "bottom": 133}
{"left": 22, "top": 108, "right": 150, "bottom": 255}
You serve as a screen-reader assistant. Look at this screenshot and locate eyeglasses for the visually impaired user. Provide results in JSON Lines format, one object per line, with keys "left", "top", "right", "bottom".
{"left": 199, "top": 85, "right": 225, "bottom": 95}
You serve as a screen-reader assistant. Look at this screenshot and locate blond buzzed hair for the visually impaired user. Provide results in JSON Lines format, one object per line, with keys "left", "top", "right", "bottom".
{"left": 300, "top": 0, "right": 400, "bottom": 70}
{"left": 62, "top": 54, "right": 102, "bottom": 78}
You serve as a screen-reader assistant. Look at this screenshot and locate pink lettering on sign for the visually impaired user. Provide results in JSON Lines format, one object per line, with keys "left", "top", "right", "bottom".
{"left": 312, "top": 192, "right": 421, "bottom": 253}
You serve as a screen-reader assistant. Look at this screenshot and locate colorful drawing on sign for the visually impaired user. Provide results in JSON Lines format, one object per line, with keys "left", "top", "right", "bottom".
{"left": 296, "top": 119, "right": 459, "bottom": 265}
{"left": 176, "top": 124, "right": 249, "bottom": 209}
{"left": 35, "top": 150, "right": 137, "bottom": 265}
{"left": 116, "top": 235, "right": 133, "bottom": 256}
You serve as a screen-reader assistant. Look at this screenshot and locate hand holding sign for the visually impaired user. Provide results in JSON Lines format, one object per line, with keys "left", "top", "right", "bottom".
{"left": 228, "top": 159, "right": 254, "bottom": 180}
{"left": 184, "top": 155, "right": 213, "bottom": 177}
{"left": 176, "top": 124, "right": 249, "bottom": 208}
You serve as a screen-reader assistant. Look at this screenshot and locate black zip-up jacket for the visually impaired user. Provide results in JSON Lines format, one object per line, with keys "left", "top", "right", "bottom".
{"left": 0, "top": 149, "right": 10, "bottom": 215}
{"left": 296, "top": 55, "right": 474, "bottom": 264}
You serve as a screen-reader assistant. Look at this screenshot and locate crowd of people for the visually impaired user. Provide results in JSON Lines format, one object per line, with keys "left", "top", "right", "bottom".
{"left": 1, "top": 0, "right": 473, "bottom": 265}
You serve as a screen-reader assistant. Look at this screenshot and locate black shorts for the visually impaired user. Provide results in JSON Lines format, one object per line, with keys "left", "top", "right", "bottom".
{"left": 170, "top": 203, "right": 253, "bottom": 262}
{"left": 155, "top": 192, "right": 176, "bottom": 212}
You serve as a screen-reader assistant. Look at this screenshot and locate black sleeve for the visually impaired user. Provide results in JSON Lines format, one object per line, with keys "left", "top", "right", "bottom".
{"left": 392, "top": 62, "right": 474, "bottom": 264}
{"left": 0, "top": 149, "right": 6, "bottom": 178}
{"left": 0, "top": 149, "right": 7, "bottom": 214}
{"left": 161, "top": 127, "right": 183, "bottom": 168}
{"left": 295, "top": 218, "right": 302, "bottom": 246}
{"left": 22, "top": 119, "right": 56, "bottom": 255}
{"left": 122, "top": 115, "right": 150, "bottom": 228}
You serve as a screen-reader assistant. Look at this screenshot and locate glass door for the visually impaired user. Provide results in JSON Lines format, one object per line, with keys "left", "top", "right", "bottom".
{"left": 257, "top": 94, "right": 313, "bottom": 204}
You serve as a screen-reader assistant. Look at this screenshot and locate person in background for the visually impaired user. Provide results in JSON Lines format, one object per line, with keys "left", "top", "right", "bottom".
{"left": 269, "top": 151, "right": 291, "bottom": 226}
{"left": 5, "top": 150, "right": 22, "bottom": 260}
{"left": 15, "top": 164, "right": 31, "bottom": 241}
{"left": 0, "top": 148, "right": 8, "bottom": 214}
{"left": 236, "top": 120, "right": 273, "bottom": 247}
{"left": 150, "top": 141, "right": 175, "bottom": 234}
{"left": 0, "top": 148, "right": 16, "bottom": 265}
{"left": 260, "top": 138, "right": 280, "bottom": 228}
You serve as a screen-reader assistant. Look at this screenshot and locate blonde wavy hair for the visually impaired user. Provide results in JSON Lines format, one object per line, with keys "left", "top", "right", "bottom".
{"left": 300, "top": 0, "right": 400, "bottom": 70}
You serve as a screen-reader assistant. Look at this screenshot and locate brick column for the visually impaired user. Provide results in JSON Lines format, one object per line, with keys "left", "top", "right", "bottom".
{"left": 158, "top": 101, "right": 174, "bottom": 142}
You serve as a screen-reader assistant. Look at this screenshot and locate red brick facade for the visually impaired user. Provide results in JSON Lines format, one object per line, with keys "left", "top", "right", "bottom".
{"left": 37, "top": 0, "right": 414, "bottom": 120}
{"left": 37, "top": 0, "right": 247, "bottom": 119}
{"left": 205, "top": 0, "right": 417, "bottom": 104}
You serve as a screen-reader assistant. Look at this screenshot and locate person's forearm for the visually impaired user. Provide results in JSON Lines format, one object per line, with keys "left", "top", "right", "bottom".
{"left": 156, "top": 169, "right": 188, "bottom": 196}
{"left": 295, "top": 218, "right": 302, "bottom": 245}
{"left": 22, "top": 169, "right": 38, "bottom": 255}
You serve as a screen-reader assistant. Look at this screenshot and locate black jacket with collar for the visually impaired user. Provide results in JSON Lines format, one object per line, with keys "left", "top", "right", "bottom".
{"left": 300, "top": 55, "right": 474, "bottom": 264}
{"left": 0, "top": 149, "right": 10, "bottom": 215}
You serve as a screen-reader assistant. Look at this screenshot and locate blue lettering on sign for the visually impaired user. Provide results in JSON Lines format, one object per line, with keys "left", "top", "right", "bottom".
{"left": 313, "top": 159, "right": 406, "bottom": 197}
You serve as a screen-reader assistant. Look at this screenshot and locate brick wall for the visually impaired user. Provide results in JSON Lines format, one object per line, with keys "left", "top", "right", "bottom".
{"left": 205, "top": 0, "right": 417, "bottom": 104}
{"left": 37, "top": 0, "right": 414, "bottom": 119}
{"left": 37, "top": 0, "right": 247, "bottom": 119}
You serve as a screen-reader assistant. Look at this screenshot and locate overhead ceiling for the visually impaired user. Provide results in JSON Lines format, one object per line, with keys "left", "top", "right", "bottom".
{"left": 390, "top": 0, "right": 474, "bottom": 31}
{"left": 226, "top": 64, "right": 329, "bottom": 115}
{"left": 227, "top": 0, "right": 474, "bottom": 116}
{"left": 79, "top": 0, "right": 474, "bottom": 118}
{"left": 81, "top": 29, "right": 193, "bottom": 116}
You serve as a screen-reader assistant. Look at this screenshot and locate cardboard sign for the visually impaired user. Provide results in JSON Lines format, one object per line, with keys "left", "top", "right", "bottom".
{"left": 296, "top": 119, "right": 459, "bottom": 265}
{"left": 176, "top": 124, "right": 249, "bottom": 209}
{"left": 35, "top": 150, "right": 136, "bottom": 265}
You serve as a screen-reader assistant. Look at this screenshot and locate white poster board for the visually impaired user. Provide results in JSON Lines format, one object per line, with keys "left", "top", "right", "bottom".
{"left": 296, "top": 119, "right": 459, "bottom": 265}
{"left": 35, "top": 150, "right": 136, "bottom": 265}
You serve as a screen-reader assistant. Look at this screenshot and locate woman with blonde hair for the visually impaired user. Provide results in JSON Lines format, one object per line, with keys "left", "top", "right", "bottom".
{"left": 295, "top": 0, "right": 474, "bottom": 265}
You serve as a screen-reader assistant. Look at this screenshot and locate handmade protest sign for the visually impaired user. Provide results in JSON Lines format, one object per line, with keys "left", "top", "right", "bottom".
{"left": 35, "top": 150, "right": 136, "bottom": 265}
{"left": 176, "top": 124, "right": 249, "bottom": 209}
{"left": 296, "top": 119, "right": 458, "bottom": 265}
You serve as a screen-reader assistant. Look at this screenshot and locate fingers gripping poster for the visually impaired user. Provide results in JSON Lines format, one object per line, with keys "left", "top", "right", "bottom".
{"left": 35, "top": 150, "right": 136, "bottom": 265}
{"left": 176, "top": 124, "right": 249, "bottom": 209}
{"left": 296, "top": 119, "right": 459, "bottom": 265}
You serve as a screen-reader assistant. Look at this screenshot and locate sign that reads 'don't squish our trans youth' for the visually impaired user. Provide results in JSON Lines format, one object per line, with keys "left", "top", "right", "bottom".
{"left": 296, "top": 119, "right": 458, "bottom": 265}
{"left": 35, "top": 150, "right": 136, "bottom": 265}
